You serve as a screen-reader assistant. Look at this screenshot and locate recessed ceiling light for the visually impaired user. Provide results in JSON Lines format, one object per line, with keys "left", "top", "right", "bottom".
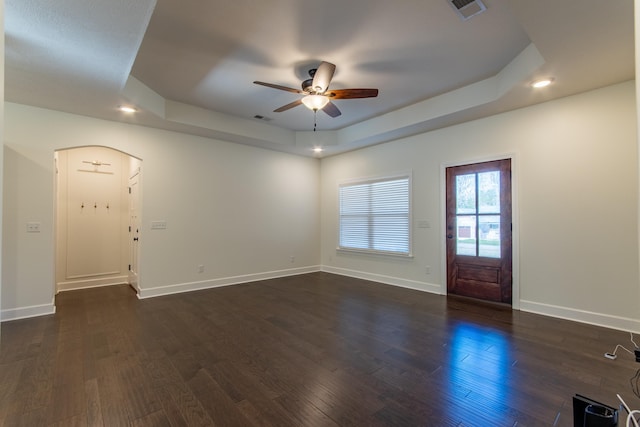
{"left": 531, "top": 78, "right": 554, "bottom": 89}
{"left": 118, "top": 105, "right": 137, "bottom": 113}
{"left": 313, "top": 147, "right": 324, "bottom": 153}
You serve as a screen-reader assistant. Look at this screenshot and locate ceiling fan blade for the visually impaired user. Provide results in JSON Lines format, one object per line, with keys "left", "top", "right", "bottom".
{"left": 254, "top": 81, "right": 303, "bottom": 94}
{"left": 322, "top": 101, "right": 341, "bottom": 118}
{"left": 311, "top": 61, "right": 336, "bottom": 94}
{"left": 326, "top": 88, "right": 379, "bottom": 99}
{"left": 274, "top": 99, "right": 303, "bottom": 112}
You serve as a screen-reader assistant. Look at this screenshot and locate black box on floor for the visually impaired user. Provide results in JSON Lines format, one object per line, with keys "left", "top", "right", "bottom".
{"left": 573, "top": 394, "right": 618, "bottom": 427}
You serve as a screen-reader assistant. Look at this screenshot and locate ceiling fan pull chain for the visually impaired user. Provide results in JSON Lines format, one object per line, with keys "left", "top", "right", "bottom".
{"left": 314, "top": 110, "right": 318, "bottom": 132}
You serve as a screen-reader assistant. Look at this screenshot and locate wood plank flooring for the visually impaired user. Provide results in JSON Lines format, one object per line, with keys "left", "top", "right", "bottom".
{"left": 0, "top": 272, "right": 638, "bottom": 426}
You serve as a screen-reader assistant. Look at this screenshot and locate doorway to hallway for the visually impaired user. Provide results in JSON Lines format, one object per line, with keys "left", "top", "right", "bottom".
{"left": 55, "top": 146, "right": 142, "bottom": 293}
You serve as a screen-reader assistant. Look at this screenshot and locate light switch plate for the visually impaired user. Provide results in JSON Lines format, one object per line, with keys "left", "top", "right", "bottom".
{"left": 26, "top": 222, "right": 41, "bottom": 233}
{"left": 151, "top": 221, "right": 167, "bottom": 230}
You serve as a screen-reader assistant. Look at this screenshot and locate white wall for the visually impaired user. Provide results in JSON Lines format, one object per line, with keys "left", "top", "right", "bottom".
{"left": 0, "top": 0, "right": 5, "bottom": 323}
{"left": 321, "top": 81, "right": 639, "bottom": 332}
{"left": 2, "top": 104, "right": 320, "bottom": 319}
{"left": 635, "top": 0, "right": 640, "bottom": 333}
{"left": 2, "top": 81, "right": 637, "bottom": 331}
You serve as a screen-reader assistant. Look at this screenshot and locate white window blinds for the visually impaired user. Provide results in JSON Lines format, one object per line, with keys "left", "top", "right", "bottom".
{"left": 339, "top": 175, "right": 411, "bottom": 256}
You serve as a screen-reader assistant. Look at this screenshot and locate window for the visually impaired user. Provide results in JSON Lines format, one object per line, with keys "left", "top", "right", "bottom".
{"left": 339, "top": 174, "right": 411, "bottom": 256}
{"left": 455, "top": 171, "right": 501, "bottom": 258}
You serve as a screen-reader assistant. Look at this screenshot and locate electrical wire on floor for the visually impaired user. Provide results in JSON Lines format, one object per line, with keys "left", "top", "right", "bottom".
{"left": 607, "top": 332, "right": 640, "bottom": 417}
{"left": 605, "top": 332, "right": 638, "bottom": 360}
{"left": 631, "top": 369, "right": 640, "bottom": 400}
{"left": 617, "top": 394, "right": 640, "bottom": 427}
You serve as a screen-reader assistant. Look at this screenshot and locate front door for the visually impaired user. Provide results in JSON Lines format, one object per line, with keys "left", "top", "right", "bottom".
{"left": 446, "top": 159, "right": 512, "bottom": 304}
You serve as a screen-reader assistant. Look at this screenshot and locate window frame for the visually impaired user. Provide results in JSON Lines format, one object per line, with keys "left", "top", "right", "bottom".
{"left": 337, "top": 172, "right": 413, "bottom": 258}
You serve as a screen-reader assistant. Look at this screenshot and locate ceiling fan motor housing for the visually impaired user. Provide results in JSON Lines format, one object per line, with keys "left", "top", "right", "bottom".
{"left": 302, "top": 68, "right": 319, "bottom": 93}
{"left": 302, "top": 78, "right": 314, "bottom": 93}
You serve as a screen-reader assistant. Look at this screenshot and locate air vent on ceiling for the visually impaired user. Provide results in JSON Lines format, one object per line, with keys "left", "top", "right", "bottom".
{"left": 449, "top": 0, "right": 487, "bottom": 21}
{"left": 253, "top": 115, "right": 272, "bottom": 122}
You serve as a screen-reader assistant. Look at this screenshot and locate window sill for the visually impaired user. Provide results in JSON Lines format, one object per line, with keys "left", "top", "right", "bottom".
{"left": 336, "top": 247, "right": 414, "bottom": 259}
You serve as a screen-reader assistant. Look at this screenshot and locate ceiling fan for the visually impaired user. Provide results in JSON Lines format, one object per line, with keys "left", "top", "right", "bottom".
{"left": 253, "top": 61, "right": 378, "bottom": 118}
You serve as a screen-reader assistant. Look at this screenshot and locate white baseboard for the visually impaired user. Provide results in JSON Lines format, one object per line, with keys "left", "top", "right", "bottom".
{"left": 6, "top": 267, "right": 639, "bottom": 334}
{"left": 520, "top": 300, "right": 640, "bottom": 333}
{"left": 57, "top": 275, "right": 129, "bottom": 293}
{"left": 137, "top": 266, "right": 321, "bottom": 299}
{"left": 1, "top": 302, "right": 56, "bottom": 322}
{"left": 321, "top": 265, "right": 443, "bottom": 295}
{"left": 322, "top": 267, "right": 640, "bottom": 333}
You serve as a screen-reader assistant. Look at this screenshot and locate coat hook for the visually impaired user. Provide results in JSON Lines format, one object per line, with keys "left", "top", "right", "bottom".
{"left": 81, "top": 202, "right": 84, "bottom": 209}
{"left": 94, "top": 202, "right": 97, "bottom": 209}
{"left": 106, "top": 203, "right": 109, "bottom": 210}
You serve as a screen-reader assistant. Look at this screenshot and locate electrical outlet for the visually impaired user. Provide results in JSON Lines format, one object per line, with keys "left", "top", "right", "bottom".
{"left": 198, "top": 265, "right": 204, "bottom": 273}
{"left": 290, "top": 256, "right": 295, "bottom": 263}
{"left": 425, "top": 265, "right": 431, "bottom": 275}
{"left": 26, "top": 222, "right": 41, "bottom": 233}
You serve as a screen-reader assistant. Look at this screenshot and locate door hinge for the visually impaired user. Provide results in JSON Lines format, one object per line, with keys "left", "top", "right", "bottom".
{"left": 128, "top": 264, "right": 131, "bottom": 271}
{"left": 128, "top": 187, "right": 131, "bottom": 194}
{"left": 128, "top": 225, "right": 131, "bottom": 232}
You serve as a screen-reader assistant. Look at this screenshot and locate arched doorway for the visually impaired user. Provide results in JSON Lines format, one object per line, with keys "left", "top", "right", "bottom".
{"left": 54, "top": 146, "right": 142, "bottom": 293}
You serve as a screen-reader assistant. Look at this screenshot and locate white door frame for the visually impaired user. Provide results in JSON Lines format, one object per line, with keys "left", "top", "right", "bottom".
{"left": 128, "top": 167, "right": 142, "bottom": 293}
{"left": 53, "top": 145, "right": 142, "bottom": 296}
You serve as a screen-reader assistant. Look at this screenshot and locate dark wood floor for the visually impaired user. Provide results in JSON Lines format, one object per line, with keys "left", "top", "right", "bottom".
{"left": 0, "top": 272, "right": 638, "bottom": 426}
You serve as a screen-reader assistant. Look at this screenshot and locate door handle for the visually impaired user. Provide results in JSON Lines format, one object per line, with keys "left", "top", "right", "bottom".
{"left": 447, "top": 234, "right": 453, "bottom": 239}
{"left": 133, "top": 237, "right": 139, "bottom": 241}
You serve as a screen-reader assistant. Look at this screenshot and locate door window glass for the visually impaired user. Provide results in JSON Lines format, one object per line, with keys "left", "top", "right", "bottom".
{"left": 455, "top": 171, "right": 501, "bottom": 258}
{"left": 478, "top": 171, "right": 500, "bottom": 214}
{"left": 456, "top": 215, "right": 477, "bottom": 256}
{"left": 479, "top": 215, "right": 501, "bottom": 258}
{"left": 456, "top": 174, "right": 476, "bottom": 214}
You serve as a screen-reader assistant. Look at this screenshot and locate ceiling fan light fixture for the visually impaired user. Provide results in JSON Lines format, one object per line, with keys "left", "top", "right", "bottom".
{"left": 301, "top": 94, "right": 330, "bottom": 111}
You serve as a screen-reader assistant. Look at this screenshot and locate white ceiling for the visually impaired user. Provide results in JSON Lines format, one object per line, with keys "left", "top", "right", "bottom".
{"left": 5, "top": 0, "right": 635, "bottom": 157}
